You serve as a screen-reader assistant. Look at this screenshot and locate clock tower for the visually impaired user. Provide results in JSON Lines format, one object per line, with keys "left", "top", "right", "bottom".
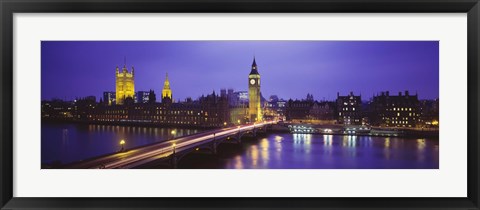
{"left": 248, "top": 57, "right": 262, "bottom": 122}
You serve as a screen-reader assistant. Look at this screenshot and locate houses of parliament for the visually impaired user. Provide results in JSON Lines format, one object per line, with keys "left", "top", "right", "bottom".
{"left": 42, "top": 58, "right": 266, "bottom": 128}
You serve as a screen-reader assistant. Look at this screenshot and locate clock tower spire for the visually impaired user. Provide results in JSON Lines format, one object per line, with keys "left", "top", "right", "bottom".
{"left": 250, "top": 56, "right": 259, "bottom": 74}
{"left": 248, "top": 56, "right": 262, "bottom": 122}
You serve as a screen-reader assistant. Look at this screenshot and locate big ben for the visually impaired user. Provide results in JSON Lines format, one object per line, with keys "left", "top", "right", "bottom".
{"left": 248, "top": 57, "right": 262, "bottom": 122}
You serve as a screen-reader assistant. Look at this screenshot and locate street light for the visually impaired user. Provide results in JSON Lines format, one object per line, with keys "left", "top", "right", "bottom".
{"left": 237, "top": 119, "right": 241, "bottom": 125}
{"left": 172, "top": 143, "right": 176, "bottom": 155}
{"left": 171, "top": 130, "right": 176, "bottom": 140}
{"left": 224, "top": 122, "right": 227, "bottom": 126}
{"left": 119, "top": 139, "right": 125, "bottom": 151}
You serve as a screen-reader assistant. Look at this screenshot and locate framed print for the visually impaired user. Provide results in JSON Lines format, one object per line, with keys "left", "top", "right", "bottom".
{"left": 1, "top": 0, "right": 479, "bottom": 209}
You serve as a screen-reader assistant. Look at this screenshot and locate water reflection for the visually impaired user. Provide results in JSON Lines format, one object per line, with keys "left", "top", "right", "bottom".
{"left": 323, "top": 135, "right": 332, "bottom": 147}
{"left": 273, "top": 135, "right": 283, "bottom": 162}
{"left": 417, "top": 139, "right": 426, "bottom": 150}
{"left": 293, "top": 133, "right": 312, "bottom": 154}
{"left": 42, "top": 123, "right": 200, "bottom": 164}
{"left": 342, "top": 135, "right": 357, "bottom": 157}
{"left": 323, "top": 134, "right": 333, "bottom": 157}
{"left": 260, "top": 139, "right": 270, "bottom": 166}
{"left": 62, "top": 129, "right": 69, "bottom": 144}
{"left": 347, "top": 135, "right": 357, "bottom": 148}
{"left": 250, "top": 145, "right": 259, "bottom": 167}
{"left": 416, "top": 138, "right": 427, "bottom": 162}
{"left": 43, "top": 123, "right": 439, "bottom": 169}
{"left": 234, "top": 155, "right": 244, "bottom": 169}
{"left": 222, "top": 133, "right": 439, "bottom": 169}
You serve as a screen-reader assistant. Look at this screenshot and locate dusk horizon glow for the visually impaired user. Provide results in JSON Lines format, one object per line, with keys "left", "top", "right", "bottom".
{"left": 41, "top": 41, "right": 439, "bottom": 101}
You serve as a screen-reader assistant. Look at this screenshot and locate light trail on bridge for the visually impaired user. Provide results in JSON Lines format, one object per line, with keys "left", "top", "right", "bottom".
{"left": 66, "top": 121, "right": 275, "bottom": 169}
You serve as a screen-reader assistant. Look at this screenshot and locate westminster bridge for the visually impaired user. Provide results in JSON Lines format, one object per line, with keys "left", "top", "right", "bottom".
{"left": 65, "top": 121, "right": 276, "bottom": 169}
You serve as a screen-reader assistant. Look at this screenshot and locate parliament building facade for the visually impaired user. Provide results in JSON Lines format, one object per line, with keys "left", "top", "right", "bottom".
{"left": 42, "top": 58, "right": 265, "bottom": 128}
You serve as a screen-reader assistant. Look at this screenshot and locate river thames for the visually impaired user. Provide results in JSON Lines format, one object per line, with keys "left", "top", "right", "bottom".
{"left": 42, "top": 123, "right": 439, "bottom": 169}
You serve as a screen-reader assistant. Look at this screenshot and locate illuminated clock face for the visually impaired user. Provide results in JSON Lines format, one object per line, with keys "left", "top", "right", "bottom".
{"left": 250, "top": 79, "right": 255, "bottom": 85}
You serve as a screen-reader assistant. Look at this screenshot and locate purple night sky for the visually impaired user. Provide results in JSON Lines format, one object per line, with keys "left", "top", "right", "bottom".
{"left": 41, "top": 41, "right": 439, "bottom": 101}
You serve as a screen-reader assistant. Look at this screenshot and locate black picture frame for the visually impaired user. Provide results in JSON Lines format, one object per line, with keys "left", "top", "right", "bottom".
{"left": 1, "top": 0, "right": 479, "bottom": 209}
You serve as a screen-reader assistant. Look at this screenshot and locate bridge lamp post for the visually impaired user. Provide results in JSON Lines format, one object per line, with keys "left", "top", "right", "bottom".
{"left": 237, "top": 119, "right": 240, "bottom": 125}
{"left": 171, "top": 130, "right": 176, "bottom": 140}
{"left": 119, "top": 139, "right": 125, "bottom": 152}
{"left": 224, "top": 122, "right": 227, "bottom": 127}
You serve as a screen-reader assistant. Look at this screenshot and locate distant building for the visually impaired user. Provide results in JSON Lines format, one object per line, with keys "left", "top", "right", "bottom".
{"left": 336, "top": 92, "right": 362, "bottom": 125}
{"left": 135, "top": 90, "right": 157, "bottom": 104}
{"left": 162, "top": 73, "right": 173, "bottom": 104}
{"left": 223, "top": 89, "right": 248, "bottom": 124}
{"left": 306, "top": 93, "right": 314, "bottom": 102}
{"left": 419, "top": 99, "right": 439, "bottom": 127}
{"left": 370, "top": 91, "right": 420, "bottom": 127}
{"left": 266, "top": 96, "right": 287, "bottom": 120}
{"left": 237, "top": 91, "right": 248, "bottom": 103}
{"left": 227, "top": 89, "right": 235, "bottom": 105}
{"left": 136, "top": 91, "right": 150, "bottom": 104}
{"left": 309, "top": 101, "right": 336, "bottom": 122}
{"left": 286, "top": 99, "right": 311, "bottom": 121}
{"left": 73, "top": 96, "right": 97, "bottom": 120}
{"left": 103, "top": 91, "right": 116, "bottom": 106}
{"left": 269, "top": 95, "right": 279, "bottom": 102}
{"left": 115, "top": 64, "right": 135, "bottom": 105}
{"left": 84, "top": 96, "right": 96, "bottom": 102}
{"left": 148, "top": 90, "right": 156, "bottom": 104}
{"left": 286, "top": 99, "right": 336, "bottom": 124}
{"left": 360, "top": 101, "right": 372, "bottom": 125}
{"left": 220, "top": 89, "right": 227, "bottom": 98}
{"left": 41, "top": 99, "right": 74, "bottom": 119}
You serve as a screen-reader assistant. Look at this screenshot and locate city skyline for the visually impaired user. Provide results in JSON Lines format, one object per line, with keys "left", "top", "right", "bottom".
{"left": 41, "top": 41, "right": 439, "bottom": 101}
